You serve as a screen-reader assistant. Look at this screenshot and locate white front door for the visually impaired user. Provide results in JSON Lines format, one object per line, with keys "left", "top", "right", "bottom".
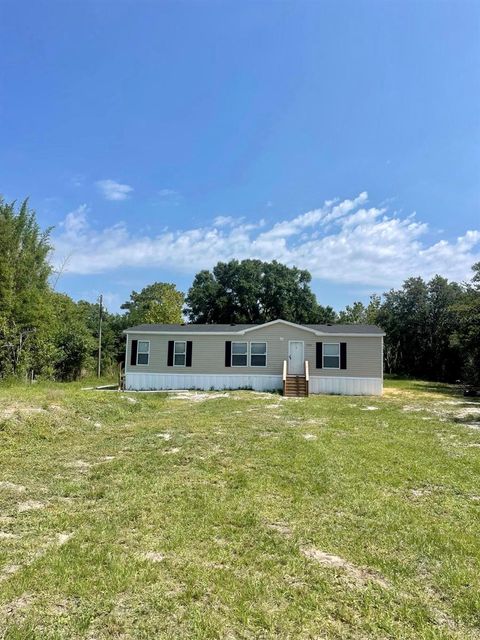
{"left": 288, "top": 341, "right": 304, "bottom": 375}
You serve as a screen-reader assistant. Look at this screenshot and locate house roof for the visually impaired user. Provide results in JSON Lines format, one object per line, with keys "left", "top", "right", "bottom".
{"left": 124, "top": 319, "right": 385, "bottom": 336}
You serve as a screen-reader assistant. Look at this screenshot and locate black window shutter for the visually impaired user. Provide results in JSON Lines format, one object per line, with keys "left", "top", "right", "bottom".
{"left": 186, "top": 341, "right": 192, "bottom": 367}
{"left": 167, "top": 341, "right": 174, "bottom": 366}
{"left": 340, "top": 342, "right": 347, "bottom": 369}
{"left": 316, "top": 342, "right": 322, "bottom": 368}
{"left": 130, "top": 339, "right": 138, "bottom": 366}
{"left": 225, "top": 341, "right": 231, "bottom": 367}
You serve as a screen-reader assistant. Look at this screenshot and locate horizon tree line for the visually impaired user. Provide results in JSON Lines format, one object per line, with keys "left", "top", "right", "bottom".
{"left": 1, "top": 197, "right": 478, "bottom": 384}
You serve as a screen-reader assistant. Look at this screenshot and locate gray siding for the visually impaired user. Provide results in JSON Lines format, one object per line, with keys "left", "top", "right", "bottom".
{"left": 125, "top": 324, "right": 382, "bottom": 379}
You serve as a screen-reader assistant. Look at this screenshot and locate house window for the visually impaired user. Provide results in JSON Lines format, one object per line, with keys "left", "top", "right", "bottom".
{"left": 137, "top": 341, "right": 150, "bottom": 365}
{"left": 231, "top": 342, "right": 248, "bottom": 366}
{"left": 250, "top": 342, "right": 267, "bottom": 367}
{"left": 323, "top": 343, "right": 340, "bottom": 369}
{"left": 174, "top": 341, "right": 186, "bottom": 366}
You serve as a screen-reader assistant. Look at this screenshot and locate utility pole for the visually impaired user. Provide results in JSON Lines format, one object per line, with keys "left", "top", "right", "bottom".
{"left": 97, "top": 294, "right": 103, "bottom": 378}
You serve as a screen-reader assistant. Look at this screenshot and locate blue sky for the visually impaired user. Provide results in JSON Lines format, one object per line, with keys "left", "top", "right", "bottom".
{"left": 1, "top": 0, "right": 479, "bottom": 313}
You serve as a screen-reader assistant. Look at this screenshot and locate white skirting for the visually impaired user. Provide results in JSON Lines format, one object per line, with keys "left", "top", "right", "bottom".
{"left": 124, "top": 373, "right": 383, "bottom": 395}
{"left": 125, "top": 372, "right": 283, "bottom": 392}
{"left": 309, "top": 376, "right": 382, "bottom": 396}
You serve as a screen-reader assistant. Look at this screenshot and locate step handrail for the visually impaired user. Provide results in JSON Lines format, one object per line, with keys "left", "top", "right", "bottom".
{"left": 304, "top": 360, "right": 309, "bottom": 397}
{"left": 282, "top": 360, "right": 287, "bottom": 395}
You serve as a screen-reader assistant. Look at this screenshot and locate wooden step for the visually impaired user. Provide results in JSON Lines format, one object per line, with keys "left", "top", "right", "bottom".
{"left": 283, "top": 375, "right": 308, "bottom": 397}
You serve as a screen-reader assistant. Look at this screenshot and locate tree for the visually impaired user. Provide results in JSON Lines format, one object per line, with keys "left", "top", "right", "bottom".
{"left": 0, "top": 198, "right": 52, "bottom": 377}
{"left": 121, "top": 282, "right": 184, "bottom": 325}
{"left": 185, "top": 259, "right": 323, "bottom": 324}
{"left": 338, "top": 301, "right": 368, "bottom": 324}
{"left": 453, "top": 263, "right": 480, "bottom": 384}
{"left": 375, "top": 275, "right": 463, "bottom": 380}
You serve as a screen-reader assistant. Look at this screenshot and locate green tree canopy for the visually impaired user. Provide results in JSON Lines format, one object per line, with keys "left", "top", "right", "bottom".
{"left": 121, "top": 282, "right": 184, "bottom": 325}
{"left": 0, "top": 199, "right": 53, "bottom": 376}
{"left": 185, "top": 259, "right": 328, "bottom": 324}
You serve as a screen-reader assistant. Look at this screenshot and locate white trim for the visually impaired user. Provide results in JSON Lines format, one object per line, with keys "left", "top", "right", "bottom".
{"left": 242, "top": 318, "right": 319, "bottom": 336}
{"left": 231, "top": 341, "right": 248, "bottom": 367}
{"left": 288, "top": 340, "right": 304, "bottom": 375}
{"left": 381, "top": 336, "right": 384, "bottom": 381}
{"left": 125, "top": 333, "right": 129, "bottom": 373}
{"left": 323, "top": 342, "right": 340, "bottom": 370}
{"left": 173, "top": 340, "right": 187, "bottom": 367}
{"left": 136, "top": 340, "right": 150, "bottom": 366}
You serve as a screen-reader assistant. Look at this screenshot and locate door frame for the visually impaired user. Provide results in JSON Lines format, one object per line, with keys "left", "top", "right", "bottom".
{"left": 288, "top": 340, "right": 304, "bottom": 375}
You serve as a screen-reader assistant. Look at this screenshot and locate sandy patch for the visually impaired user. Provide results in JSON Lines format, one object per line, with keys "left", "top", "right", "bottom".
{"left": 0, "top": 592, "right": 34, "bottom": 617}
{"left": 0, "top": 531, "right": 18, "bottom": 539}
{"left": 163, "top": 447, "right": 181, "bottom": 455}
{"left": 57, "top": 532, "right": 73, "bottom": 545}
{"left": 156, "top": 432, "right": 172, "bottom": 441}
{"left": 266, "top": 522, "right": 292, "bottom": 537}
{"left": 361, "top": 406, "right": 379, "bottom": 411}
{"left": 18, "top": 500, "right": 45, "bottom": 513}
{"left": 301, "top": 547, "right": 389, "bottom": 588}
{"left": 0, "top": 405, "right": 47, "bottom": 419}
{"left": 455, "top": 407, "right": 480, "bottom": 418}
{"left": 69, "top": 459, "right": 92, "bottom": 472}
{"left": 169, "top": 392, "right": 230, "bottom": 402}
{"left": 0, "top": 564, "right": 21, "bottom": 582}
{"left": 410, "top": 488, "right": 431, "bottom": 498}
{"left": 99, "top": 455, "right": 116, "bottom": 462}
{"left": 121, "top": 396, "right": 138, "bottom": 404}
{"left": 142, "top": 551, "right": 165, "bottom": 562}
{"left": 302, "top": 433, "right": 317, "bottom": 440}
{"left": 462, "top": 422, "right": 480, "bottom": 431}
{"left": 0, "top": 481, "right": 26, "bottom": 492}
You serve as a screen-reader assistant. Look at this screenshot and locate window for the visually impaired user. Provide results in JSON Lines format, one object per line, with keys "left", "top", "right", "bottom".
{"left": 137, "top": 341, "right": 150, "bottom": 365}
{"left": 323, "top": 343, "right": 340, "bottom": 368}
{"left": 174, "top": 341, "right": 186, "bottom": 366}
{"left": 250, "top": 342, "right": 267, "bottom": 367}
{"left": 231, "top": 342, "right": 248, "bottom": 366}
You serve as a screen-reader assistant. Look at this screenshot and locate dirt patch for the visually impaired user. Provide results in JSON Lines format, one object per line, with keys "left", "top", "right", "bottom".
{"left": 0, "top": 564, "right": 21, "bottom": 582}
{"left": 301, "top": 547, "right": 389, "bottom": 588}
{"left": 361, "top": 406, "right": 379, "bottom": 411}
{"left": 169, "top": 392, "right": 230, "bottom": 402}
{"left": 266, "top": 522, "right": 292, "bottom": 537}
{"left": 18, "top": 500, "right": 45, "bottom": 512}
{"left": 57, "top": 532, "right": 73, "bottom": 546}
{"left": 156, "top": 432, "right": 172, "bottom": 441}
{"left": 462, "top": 422, "right": 480, "bottom": 431}
{"left": 302, "top": 433, "right": 317, "bottom": 440}
{"left": 163, "top": 447, "right": 181, "bottom": 455}
{"left": 0, "top": 405, "right": 47, "bottom": 419}
{"left": 0, "top": 481, "right": 26, "bottom": 492}
{"left": 142, "top": 551, "right": 165, "bottom": 562}
{"left": 455, "top": 407, "right": 480, "bottom": 419}
{"left": 69, "top": 459, "right": 92, "bottom": 472}
{"left": 0, "top": 531, "right": 18, "bottom": 539}
{"left": 0, "top": 592, "right": 34, "bottom": 618}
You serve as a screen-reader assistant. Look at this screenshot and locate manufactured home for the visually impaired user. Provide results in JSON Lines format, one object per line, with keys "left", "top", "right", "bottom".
{"left": 123, "top": 319, "right": 384, "bottom": 396}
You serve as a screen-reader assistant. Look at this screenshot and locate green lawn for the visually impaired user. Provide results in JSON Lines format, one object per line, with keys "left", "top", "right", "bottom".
{"left": 0, "top": 380, "right": 479, "bottom": 639}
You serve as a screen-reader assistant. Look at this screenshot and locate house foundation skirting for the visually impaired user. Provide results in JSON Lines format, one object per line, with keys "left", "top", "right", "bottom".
{"left": 124, "top": 373, "right": 382, "bottom": 396}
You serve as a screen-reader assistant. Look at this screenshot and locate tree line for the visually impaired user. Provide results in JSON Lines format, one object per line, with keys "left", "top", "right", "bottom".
{"left": 1, "top": 198, "right": 479, "bottom": 384}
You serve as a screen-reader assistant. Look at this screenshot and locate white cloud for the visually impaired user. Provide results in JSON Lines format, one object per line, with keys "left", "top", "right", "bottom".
{"left": 52, "top": 192, "right": 480, "bottom": 288}
{"left": 96, "top": 179, "right": 133, "bottom": 201}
